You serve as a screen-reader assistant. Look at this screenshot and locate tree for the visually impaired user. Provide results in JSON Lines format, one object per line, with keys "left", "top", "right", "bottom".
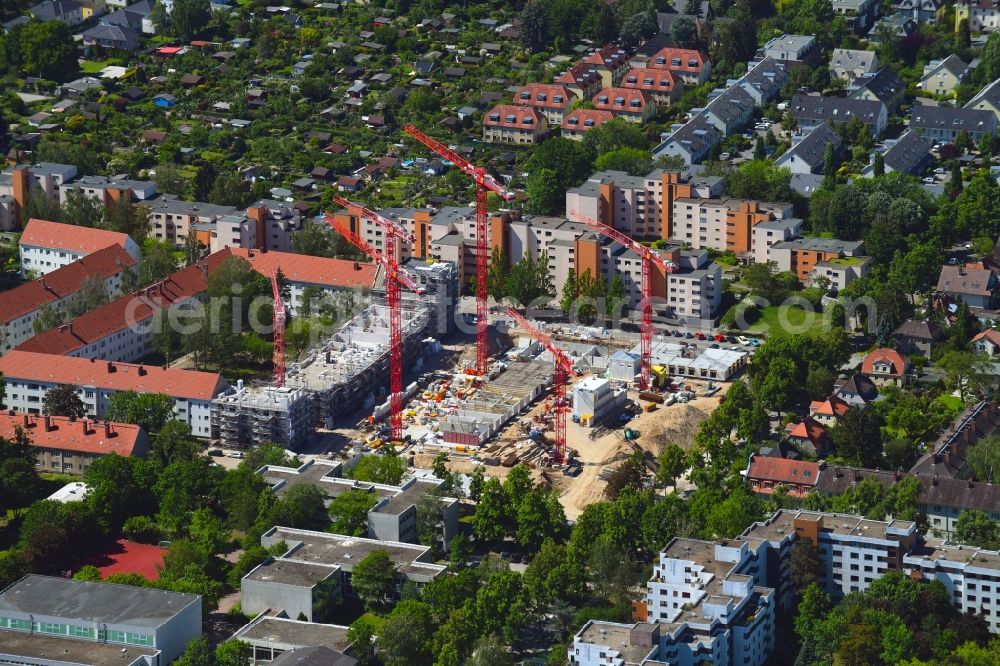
{"left": 350, "top": 453, "right": 406, "bottom": 485}
{"left": 937, "top": 350, "right": 991, "bottom": 401}
{"left": 956, "top": 510, "right": 1000, "bottom": 548}
{"left": 379, "top": 599, "right": 435, "bottom": 666}
{"left": 526, "top": 168, "right": 563, "bottom": 215}
{"left": 16, "top": 21, "right": 78, "bottom": 82}
{"left": 655, "top": 444, "right": 686, "bottom": 489}
{"left": 967, "top": 435, "right": 1000, "bottom": 484}
{"left": 486, "top": 246, "right": 509, "bottom": 301}
{"left": 328, "top": 489, "right": 378, "bottom": 536}
{"left": 468, "top": 465, "right": 485, "bottom": 502}
{"left": 873, "top": 152, "right": 885, "bottom": 178}
{"left": 755, "top": 356, "right": 798, "bottom": 417}
{"left": 104, "top": 198, "right": 150, "bottom": 243}
{"left": 594, "top": 147, "right": 653, "bottom": 176}
{"left": 136, "top": 238, "right": 177, "bottom": 288}
{"left": 353, "top": 549, "right": 398, "bottom": 611}
{"left": 214, "top": 641, "right": 252, "bottom": 666}
{"left": 604, "top": 452, "right": 646, "bottom": 500}
{"left": 208, "top": 171, "right": 251, "bottom": 209}
{"left": 174, "top": 637, "right": 215, "bottom": 666}
{"left": 347, "top": 619, "right": 377, "bottom": 666}
{"left": 171, "top": 0, "right": 210, "bottom": 41}
{"left": 467, "top": 635, "right": 515, "bottom": 666}
{"left": 520, "top": 0, "right": 549, "bottom": 53}
{"left": 269, "top": 483, "right": 328, "bottom": 530}
{"left": 584, "top": 118, "right": 647, "bottom": 155}
{"left": 42, "top": 384, "right": 85, "bottom": 418}
{"left": 831, "top": 408, "right": 885, "bottom": 468}
{"left": 154, "top": 163, "right": 188, "bottom": 196}
{"left": 789, "top": 537, "right": 824, "bottom": 592}
{"left": 473, "top": 478, "right": 511, "bottom": 545}
{"left": 32, "top": 303, "right": 63, "bottom": 334}
{"left": 560, "top": 269, "right": 579, "bottom": 315}
{"left": 151, "top": 420, "right": 198, "bottom": 468}
{"left": 670, "top": 15, "right": 697, "bottom": 48}
{"left": 727, "top": 161, "right": 794, "bottom": 202}
{"left": 104, "top": 391, "right": 176, "bottom": 433}
{"left": 62, "top": 188, "right": 104, "bottom": 227}
{"left": 84, "top": 454, "right": 156, "bottom": 531}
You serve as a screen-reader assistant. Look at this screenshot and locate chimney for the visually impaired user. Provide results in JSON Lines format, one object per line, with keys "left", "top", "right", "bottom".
{"left": 932, "top": 474, "right": 939, "bottom": 486}
{"left": 21, "top": 414, "right": 28, "bottom": 427}
{"left": 104, "top": 421, "right": 112, "bottom": 438}
{"left": 40, "top": 277, "right": 46, "bottom": 291}
{"left": 43, "top": 415, "right": 52, "bottom": 432}
{"left": 81, "top": 420, "right": 89, "bottom": 436}
{"left": 199, "top": 263, "right": 208, "bottom": 282}
{"left": 107, "top": 361, "right": 116, "bottom": 373}
{"left": 138, "top": 365, "right": 146, "bottom": 376}
{"left": 354, "top": 262, "right": 361, "bottom": 271}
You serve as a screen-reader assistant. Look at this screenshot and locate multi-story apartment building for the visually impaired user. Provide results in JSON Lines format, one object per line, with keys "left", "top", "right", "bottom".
{"left": 833, "top": 0, "right": 879, "bottom": 33}
{"left": 0, "top": 163, "right": 78, "bottom": 229}
{"left": 0, "top": 244, "right": 135, "bottom": 354}
{"left": 19, "top": 218, "right": 140, "bottom": 275}
{"left": 59, "top": 174, "right": 158, "bottom": 205}
{"left": 0, "top": 411, "right": 150, "bottom": 475}
{"left": 0, "top": 351, "right": 226, "bottom": 438}
{"left": 0, "top": 575, "right": 201, "bottom": 665}
{"left": 554, "top": 62, "right": 605, "bottom": 99}
{"left": 647, "top": 48, "right": 712, "bottom": 85}
{"left": 591, "top": 87, "right": 655, "bottom": 124}
{"left": 619, "top": 68, "right": 683, "bottom": 107}
{"left": 482, "top": 104, "right": 547, "bottom": 144}
{"left": 16, "top": 249, "right": 235, "bottom": 364}
{"left": 561, "top": 109, "right": 616, "bottom": 140}
{"left": 512, "top": 83, "right": 579, "bottom": 124}
{"left": 147, "top": 195, "right": 237, "bottom": 247}
{"left": 769, "top": 237, "right": 867, "bottom": 285}
{"left": 955, "top": 0, "right": 1000, "bottom": 33}
{"left": 669, "top": 198, "right": 792, "bottom": 256}
{"left": 581, "top": 44, "right": 632, "bottom": 87}
{"left": 761, "top": 34, "right": 819, "bottom": 68}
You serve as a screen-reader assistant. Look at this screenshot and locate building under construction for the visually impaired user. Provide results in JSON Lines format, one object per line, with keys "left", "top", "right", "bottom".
{"left": 212, "top": 384, "right": 314, "bottom": 449}
{"left": 211, "top": 259, "right": 457, "bottom": 448}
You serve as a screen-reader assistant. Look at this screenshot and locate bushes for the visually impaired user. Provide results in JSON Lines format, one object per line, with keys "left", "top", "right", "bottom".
{"left": 123, "top": 516, "right": 163, "bottom": 544}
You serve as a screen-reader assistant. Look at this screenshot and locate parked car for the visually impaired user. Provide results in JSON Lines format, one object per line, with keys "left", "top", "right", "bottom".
{"left": 737, "top": 336, "right": 751, "bottom": 345}
{"left": 227, "top": 451, "right": 245, "bottom": 459}
{"left": 684, "top": 331, "right": 694, "bottom": 339}
{"left": 714, "top": 334, "right": 726, "bottom": 342}
{"left": 695, "top": 332, "right": 706, "bottom": 340}
{"left": 207, "top": 449, "right": 223, "bottom": 457}
{"left": 749, "top": 338, "right": 761, "bottom": 347}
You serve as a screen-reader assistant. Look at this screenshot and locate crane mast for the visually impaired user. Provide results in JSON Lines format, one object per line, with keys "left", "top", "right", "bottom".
{"left": 271, "top": 271, "right": 286, "bottom": 387}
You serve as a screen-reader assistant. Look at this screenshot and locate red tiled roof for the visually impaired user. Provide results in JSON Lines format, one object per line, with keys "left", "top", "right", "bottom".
{"left": 620, "top": 68, "right": 679, "bottom": 94}
{"left": 513, "top": 83, "right": 575, "bottom": 109}
{"left": 973, "top": 329, "right": 1000, "bottom": 347}
{"left": 861, "top": 347, "right": 909, "bottom": 377}
{"left": 786, "top": 417, "right": 829, "bottom": 445}
{"left": 808, "top": 394, "right": 851, "bottom": 419}
{"left": 483, "top": 104, "right": 544, "bottom": 130}
{"left": 747, "top": 456, "right": 820, "bottom": 489}
{"left": 648, "top": 48, "right": 708, "bottom": 75}
{"left": 0, "top": 351, "right": 227, "bottom": 400}
{"left": 323, "top": 143, "right": 348, "bottom": 154}
{"left": 16, "top": 249, "right": 234, "bottom": 356}
{"left": 231, "top": 248, "right": 378, "bottom": 289}
{"left": 561, "top": 108, "right": 615, "bottom": 131}
{"left": 1, "top": 412, "right": 144, "bottom": 457}
{"left": 20, "top": 219, "right": 132, "bottom": 255}
{"left": 583, "top": 45, "right": 629, "bottom": 68}
{"left": 591, "top": 87, "right": 651, "bottom": 113}
{"left": 554, "top": 62, "right": 603, "bottom": 88}
{"left": 0, "top": 245, "right": 135, "bottom": 325}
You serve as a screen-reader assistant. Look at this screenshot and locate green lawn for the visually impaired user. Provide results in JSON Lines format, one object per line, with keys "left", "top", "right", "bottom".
{"left": 745, "top": 305, "right": 827, "bottom": 336}
{"left": 79, "top": 60, "right": 110, "bottom": 74}
{"left": 935, "top": 394, "right": 964, "bottom": 413}
{"left": 358, "top": 612, "right": 386, "bottom": 632}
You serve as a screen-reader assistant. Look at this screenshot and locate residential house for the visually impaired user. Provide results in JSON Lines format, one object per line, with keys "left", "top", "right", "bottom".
{"left": 702, "top": 85, "right": 755, "bottom": 135}
{"left": 737, "top": 56, "right": 789, "bottom": 105}
{"left": 561, "top": 109, "right": 615, "bottom": 141}
{"left": 861, "top": 347, "right": 911, "bottom": 386}
{"left": 153, "top": 93, "right": 176, "bottom": 108}
{"left": 19, "top": 218, "right": 140, "bottom": 276}
{"left": 965, "top": 77, "right": 1000, "bottom": 122}
{"left": 790, "top": 94, "right": 888, "bottom": 137}
{"left": 745, "top": 454, "right": 821, "bottom": 497}
{"left": 751, "top": 218, "right": 804, "bottom": 264}
{"left": 870, "top": 14, "right": 919, "bottom": 41}
{"left": 337, "top": 176, "right": 361, "bottom": 192}
{"left": 955, "top": 0, "right": 1000, "bottom": 33}
{"left": 851, "top": 68, "right": 906, "bottom": 112}
{"left": 483, "top": 105, "right": 546, "bottom": 144}
{"left": 865, "top": 129, "right": 934, "bottom": 176}
{"left": 937, "top": 263, "right": 999, "bottom": 308}
{"left": 910, "top": 104, "right": 998, "bottom": 143}
{"left": 769, "top": 237, "right": 866, "bottom": 282}
{"left": 808, "top": 395, "right": 852, "bottom": 428}
{"left": 647, "top": 48, "right": 712, "bottom": 85}
{"left": 830, "top": 48, "right": 879, "bottom": 83}
{"left": 896, "top": 0, "right": 944, "bottom": 22}
{"left": 921, "top": 55, "right": 970, "bottom": 96}
{"left": 82, "top": 23, "right": 139, "bottom": 51}
{"left": 554, "top": 62, "right": 604, "bottom": 99}
{"left": 774, "top": 123, "right": 842, "bottom": 174}
{"left": 591, "top": 87, "right": 655, "bottom": 124}
{"left": 29, "top": 0, "right": 83, "bottom": 23}
{"left": 653, "top": 116, "right": 722, "bottom": 164}
{"left": 812, "top": 254, "right": 872, "bottom": 290}
{"left": 836, "top": 373, "right": 879, "bottom": 405}
{"left": 619, "top": 68, "right": 683, "bottom": 107}
{"left": 512, "top": 83, "right": 578, "bottom": 124}
{"left": 832, "top": 0, "right": 879, "bottom": 33}
{"left": 785, "top": 417, "right": 831, "bottom": 456}
{"left": 5, "top": 412, "right": 150, "bottom": 475}
{"left": 761, "top": 34, "right": 819, "bottom": 68}
{"left": 582, "top": 45, "right": 631, "bottom": 87}
{"left": 973, "top": 328, "right": 1000, "bottom": 356}
{"left": 892, "top": 319, "right": 945, "bottom": 356}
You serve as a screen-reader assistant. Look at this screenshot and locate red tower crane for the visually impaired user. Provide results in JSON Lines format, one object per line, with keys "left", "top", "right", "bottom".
{"left": 505, "top": 307, "right": 575, "bottom": 465}
{"left": 324, "top": 203, "right": 420, "bottom": 443}
{"left": 271, "top": 271, "right": 286, "bottom": 387}
{"left": 404, "top": 124, "right": 515, "bottom": 378}
{"left": 568, "top": 210, "right": 678, "bottom": 390}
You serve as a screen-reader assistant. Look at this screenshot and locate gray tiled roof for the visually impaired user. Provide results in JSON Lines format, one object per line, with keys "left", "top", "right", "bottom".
{"left": 790, "top": 94, "right": 884, "bottom": 125}
{"left": 910, "top": 104, "right": 996, "bottom": 133}
{"left": 880, "top": 129, "right": 932, "bottom": 174}
{"left": 776, "top": 123, "right": 841, "bottom": 171}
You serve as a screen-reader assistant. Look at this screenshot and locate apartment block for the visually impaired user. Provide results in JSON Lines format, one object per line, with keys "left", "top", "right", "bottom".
{"left": 591, "top": 87, "right": 655, "bottom": 124}
{"left": 751, "top": 218, "right": 804, "bottom": 264}
{"left": 241, "top": 558, "right": 341, "bottom": 622}
{"left": 561, "top": 109, "right": 616, "bottom": 140}
{"left": 0, "top": 244, "right": 135, "bottom": 354}
{"left": 768, "top": 237, "right": 866, "bottom": 282}
{"left": 0, "top": 575, "right": 201, "bottom": 665}
{"left": 59, "top": 174, "right": 158, "bottom": 205}
{"left": 619, "top": 68, "right": 683, "bottom": 107}
{"left": 646, "top": 48, "right": 712, "bottom": 85}
{"left": 213, "top": 384, "right": 315, "bottom": 450}
{"left": 231, "top": 615, "right": 354, "bottom": 665}
{"left": 670, "top": 198, "right": 792, "bottom": 256}
{"left": 483, "top": 104, "right": 547, "bottom": 144}
{"left": 512, "top": 83, "right": 579, "bottom": 124}
{"left": 1, "top": 411, "right": 149, "bottom": 476}
{"left": 554, "top": 62, "right": 605, "bottom": 99}
{"left": 147, "top": 195, "right": 237, "bottom": 247}
{"left": 19, "top": 218, "right": 140, "bottom": 275}
{"left": 581, "top": 45, "right": 632, "bottom": 87}
{"left": 0, "top": 351, "right": 227, "bottom": 438}
{"left": 0, "top": 163, "right": 78, "bottom": 229}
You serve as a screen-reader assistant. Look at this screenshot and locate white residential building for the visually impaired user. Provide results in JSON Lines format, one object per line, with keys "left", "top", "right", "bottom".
{"left": 19, "top": 218, "right": 140, "bottom": 276}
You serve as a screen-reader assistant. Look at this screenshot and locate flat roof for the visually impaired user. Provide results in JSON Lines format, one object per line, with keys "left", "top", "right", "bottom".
{"left": 233, "top": 615, "right": 351, "bottom": 652}
{"left": 0, "top": 630, "right": 158, "bottom": 665}
{"left": 267, "top": 528, "right": 445, "bottom": 579}
{"left": 245, "top": 558, "right": 340, "bottom": 587}
{"left": 576, "top": 622, "right": 657, "bottom": 664}
{"left": 0, "top": 575, "right": 199, "bottom": 629}
{"left": 373, "top": 478, "right": 448, "bottom": 516}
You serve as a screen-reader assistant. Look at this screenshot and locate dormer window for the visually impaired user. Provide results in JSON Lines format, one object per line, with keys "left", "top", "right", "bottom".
{"left": 489, "top": 113, "right": 500, "bottom": 121}
{"left": 537, "top": 93, "right": 547, "bottom": 101}
{"left": 584, "top": 119, "right": 595, "bottom": 126}
{"left": 505, "top": 114, "right": 516, "bottom": 123}
{"left": 643, "top": 77, "right": 653, "bottom": 85}
{"left": 553, "top": 95, "right": 564, "bottom": 103}
{"left": 627, "top": 76, "right": 637, "bottom": 84}
{"left": 688, "top": 59, "right": 698, "bottom": 67}
{"left": 630, "top": 99, "right": 640, "bottom": 108}
{"left": 656, "top": 56, "right": 666, "bottom": 65}
{"left": 598, "top": 96, "right": 609, "bottom": 104}
{"left": 659, "top": 79, "right": 669, "bottom": 87}
{"left": 522, "top": 116, "right": 533, "bottom": 125}
{"left": 519, "top": 92, "right": 530, "bottom": 99}
{"left": 615, "top": 96, "right": 625, "bottom": 105}
{"left": 671, "top": 58, "right": 681, "bottom": 66}
{"left": 568, "top": 118, "right": 578, "bottom": 125}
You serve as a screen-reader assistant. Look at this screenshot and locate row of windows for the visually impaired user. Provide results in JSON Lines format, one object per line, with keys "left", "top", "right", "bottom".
{"left": 0, "top": 617, "right": 152, "bottom": 646}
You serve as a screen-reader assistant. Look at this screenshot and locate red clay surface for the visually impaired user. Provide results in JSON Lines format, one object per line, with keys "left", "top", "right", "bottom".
{"left": 93, "top": 539, "right": 166, "bottom": 580}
